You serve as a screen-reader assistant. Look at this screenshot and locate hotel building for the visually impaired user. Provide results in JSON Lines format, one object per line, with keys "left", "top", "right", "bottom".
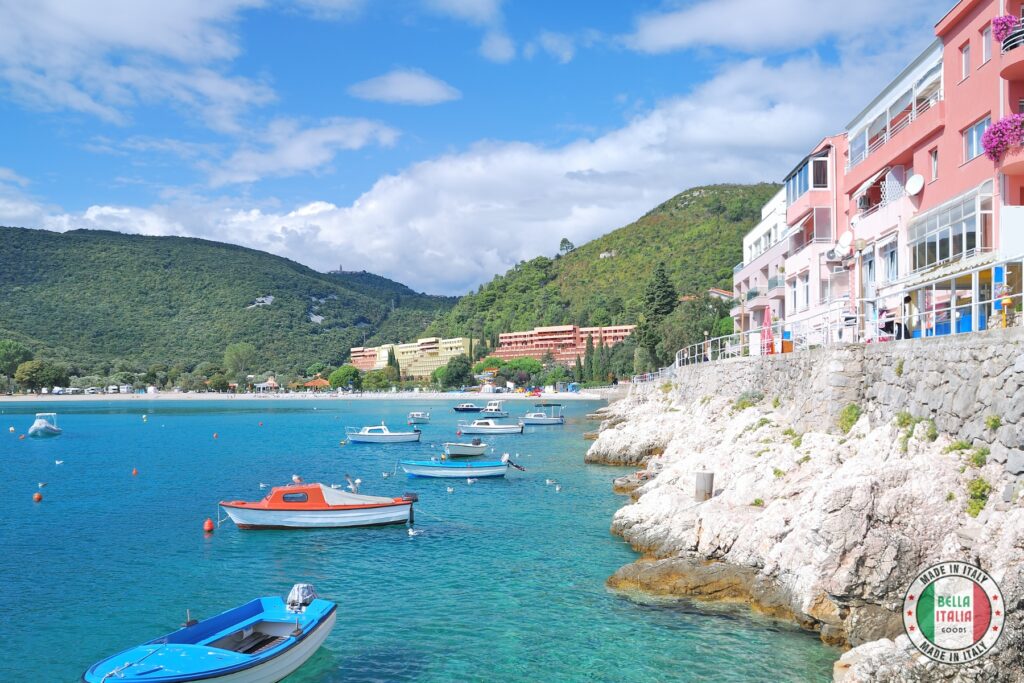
{"left": 491, "top": 324, "right": 635, "bottom": 364}
{"left": 733, "top": 0, "right": 1024, "bottom": 349}
{"left": 349, "top": 337, "right": 471, "bottom": 379}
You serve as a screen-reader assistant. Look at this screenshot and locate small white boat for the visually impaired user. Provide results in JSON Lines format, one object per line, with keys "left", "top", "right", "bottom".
{"left": 443, "top": 440, "right": 488, "bottom": 457}
{"left": 220, "top": 483, "right": 416, "bottom": 529}
{"left": 520, "top": 403, "right": 565, "bottom": 425}
{"left": 400, "top": 459, "right": 509, "bottom": 478}
{"left": 457, "top": 419, "right": 523, "bottom": 435}
{"left": 345, "top": 423, "right": 421, "bottom": 443}
{"left": 453, "top": 402, "right": 483, "bottom": 412}
{"left": 28, "top": 413, "right": 62, "bottom": 438}
{"left": 480, "top": 400, "right": 508, "bottom": 417}
{"left": 407, "top": 411, "right": 430, "bottom": 425}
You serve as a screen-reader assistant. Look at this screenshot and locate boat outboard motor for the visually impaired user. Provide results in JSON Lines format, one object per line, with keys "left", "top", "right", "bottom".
{"left": 286, "top": 583, "right": 318, "bottom": 612}
{"left": 471, "top": 438, "right": 482, "bottom": 445}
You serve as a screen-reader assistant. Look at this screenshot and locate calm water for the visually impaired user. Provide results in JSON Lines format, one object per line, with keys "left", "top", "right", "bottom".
{"left": 1, "top": 399, "right": 838, "bottom": 682}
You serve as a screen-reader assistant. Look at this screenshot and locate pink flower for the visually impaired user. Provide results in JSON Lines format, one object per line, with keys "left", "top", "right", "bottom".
{"left": 983, "top": 114, "right": 1024, "bottom": 162}
{"left": 993, "top": 15, "right": 1020, "bottom": 43}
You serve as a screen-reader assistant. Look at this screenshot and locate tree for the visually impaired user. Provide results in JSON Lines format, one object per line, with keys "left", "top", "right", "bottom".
{"left": 328, "top": 365, "right": 362, "bottom": 390}
{"left": 224, "top": 342, "right": 257, "bottom": 379}
{"left": 14, "top": 359, "right": 67, "bottom": 391}
{"left": 363, "top": 370, "right": 391, "bottom": 391}
{"left": 559, "top": 237, "right": 575, "bottom": 254}
{"left": 306, "top": 361, "right": 328, "bottom": 377}
{"left": 441, "top": 354, "right": 474, "bottom": 388}
{"left": 208, "top": 373, "right": 230, "bottom": 392}
{"left": 583, "top": 334, "right": 595, "bottom": 382}
{"left": 0, "top": 340, "right": 32, "bottom": 376}
{"left": 431, "top": 365, "right": 447, "bottom": 388}
{"left": 574, "top": 355, "right": 583, "bottom": 383}
{"left": 638, "top": 262, "right": 680, "bottom": 366}
{"left": 658, "top": 294, "right": 734, "bottom": 362}
{"left": 473, "top": 356, "right": 503, "bottom": 374}
{"left": 386, "top": 348, "right": 400, "bottom": 376}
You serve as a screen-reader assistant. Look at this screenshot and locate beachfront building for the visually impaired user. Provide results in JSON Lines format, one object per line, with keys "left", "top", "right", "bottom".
{"left": 732, "top": 188, "right": 788, "bottom": 336}
{"left": 349, "top": 337, "right": 471, "bottom": 379}
{"left": 492, "top": 324, "right": 635, "bottom": 364}
{"left": 733, "top": 0, "right": 1024, "bottom": 349}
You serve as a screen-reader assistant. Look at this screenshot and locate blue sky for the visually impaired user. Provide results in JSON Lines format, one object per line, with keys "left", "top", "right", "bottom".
{"left": 0, "top": 0, "right": 938, "bottom": 294}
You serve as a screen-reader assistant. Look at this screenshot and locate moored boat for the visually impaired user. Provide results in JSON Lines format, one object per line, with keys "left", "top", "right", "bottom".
{"left": 453, "top": 402, "right": 483, "bottom": 412}
{"left": 28, "top": 412, "right": 62, "bottom": 437}
{"left": 400, "top": 458, "right": 508, "bottom": 478}
{"left": 220, "top": 483, "right": 416, "bottom": 529}
{"left": 457, "top": 419, "right": 523, "bottom": 435}
{"left": 480, "top": 400, "right": 508, "bottom": 417}
{"left": 407, "top": 411, "right": 430, "bottom": 425}
{"left": 82, "top": 583, "right": 336, "bottom": 683}
{"left": 520, "top": 403, "right": 565, "bottom": 425}
{"left": 345, "top": 423, "right": 421, "bottom": 443}
{"left": 443, "top": 439, "right": 488, "bottom": 457}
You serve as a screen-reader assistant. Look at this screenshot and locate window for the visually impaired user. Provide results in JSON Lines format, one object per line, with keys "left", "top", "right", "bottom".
{"left": 961, "top": 43, "right": 971, "bottom": 80}
{"left": 882, "top": 242, "right": 899, "bottom": 282}
{"left": 800, "top": 273, "right": 810, "bottom": 309}
{"left": 282, "top": 492, "right": 309, "bottom": 503}
{"left": 964, "top": 116, "right": 990, "bottom": 161}
{"left": 982, "top": 26, "right": 992, "bottom": 64}
{"left": 930, "top": 148, "right": 939, "bottom": 180}
{"left": 910, "top": 181, "right": 993, "bottom": 272}
{"left": 786, "top": 161, "right": 810, "bottom": 204}
{"left": 812, "top": 157, "right": 828, "bottom": 188}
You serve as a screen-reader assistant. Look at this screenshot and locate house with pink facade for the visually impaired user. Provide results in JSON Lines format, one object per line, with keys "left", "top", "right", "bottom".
{"left": 733, "top": 0, "right": 1024, "bottom": 348}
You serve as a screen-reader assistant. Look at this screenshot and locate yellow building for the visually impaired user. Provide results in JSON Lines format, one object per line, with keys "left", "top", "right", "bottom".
{"left": 349, "top": 337, "right": 471, "bottom": 379}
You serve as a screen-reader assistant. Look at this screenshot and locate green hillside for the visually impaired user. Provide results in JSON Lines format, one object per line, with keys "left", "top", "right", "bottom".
{"left": 427, "top": 183, "right": 779, "bottom": 340}
{"left": 0, "top": 227, "right": 454, "bottom": 373}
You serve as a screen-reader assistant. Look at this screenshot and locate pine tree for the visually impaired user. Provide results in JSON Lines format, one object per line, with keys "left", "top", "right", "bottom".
{"left": 644, "top": 262, "right": 678, "bottom": 319}
{"left": 583, "top": 334, "right": 595, "bottom": 382}
{"left": 574, "top": 355, "right": 583, "bottom": 383}
{"left": 595, "top": 333, "right": 608, "bottom": 383}
{"left": 387, "top": 347, "right": 400, "bottom": 377}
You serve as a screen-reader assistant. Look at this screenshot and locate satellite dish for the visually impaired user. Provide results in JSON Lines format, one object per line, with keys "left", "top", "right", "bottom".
{"left": 906, "top": 174, "right": 925, "bottom": 196}
{"left": 837, "top": 231, "right": 854, "bottom": 253}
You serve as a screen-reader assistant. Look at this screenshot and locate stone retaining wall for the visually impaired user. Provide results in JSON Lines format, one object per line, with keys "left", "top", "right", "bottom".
{"left": 662, "top": 326, "right": 1024, "bottom": 475}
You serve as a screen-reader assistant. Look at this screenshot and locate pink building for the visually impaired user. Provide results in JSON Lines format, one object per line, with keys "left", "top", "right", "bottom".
{"left": 734, "top": 0, "right": 1024, "bottom": 347}
{"left": 492, "top": 324, "right": 635, "bottom": 364}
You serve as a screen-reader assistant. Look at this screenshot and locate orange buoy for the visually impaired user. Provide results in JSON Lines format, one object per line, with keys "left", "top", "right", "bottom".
{"left": 213, "top": 432, "right": 218, "bottom": 439}
{"left": 258, "top": 421, "right": 263, "bottom": 427}
{"left": 19, "top": 434, "right": 26, "bottom": 440}
{"left": 456, "top": 430, "right": 462, "bottom": 437}
{"left": 203, "top": 517, "right": 215, "bottom": 533}
{"left": 132, "top": 467, "right": 138, "bottom": 476}
{"left": 33, "top": 492, "right": 42, "bottom": 503}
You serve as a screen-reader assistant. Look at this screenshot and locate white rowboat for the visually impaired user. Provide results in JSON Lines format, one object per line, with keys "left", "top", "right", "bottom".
{"left": 457, "top": 419, "right": 523, "bottom": 435}
{"left": 345, "top": 423, "right": 421, "bottom": 443}
{"left": 443, "top": 441, "right": 488, "bottom": 457}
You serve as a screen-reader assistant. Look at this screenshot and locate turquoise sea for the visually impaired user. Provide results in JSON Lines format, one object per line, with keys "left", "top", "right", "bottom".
{"left": 1, "top": 399, "right": 838, "bottom": 681}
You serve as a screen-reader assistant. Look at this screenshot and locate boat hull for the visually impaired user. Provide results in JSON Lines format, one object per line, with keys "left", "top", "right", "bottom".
{"left": 452, "top": 407, "right": 482, "bottom": 412}
{"left": 400, "top": 461, "right": 508, "bottom": 478}
{"left": 28, "top": 422, "right": 62, "bottom": 437}
{"left": 346, "top": 432, "right": 421, "bottom": 443}
{"left": 520, "top": 417, "right": 565, "bottom": 425}
{"left": 479, "top": 411, "right": 508, "bottom": 418}
{"left": 443, "top": 442, "right": 488, "bottom": 457}
{"left": 407, "top": 418, "right": 429, "bottom": 425}
{"left": 458, "top": 425, "right": 522, "bottom": 434}
{"left": 221, "top": 504, "right": 411, "bottom": 529}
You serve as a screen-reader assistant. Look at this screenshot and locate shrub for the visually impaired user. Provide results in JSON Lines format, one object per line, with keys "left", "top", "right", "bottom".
{"left": 838, "top": 404, "right": 862, "bottom": 434}
{"left": 771, "top": 396, "right": 780, "bottom": 409}
{"left": 741, "top": 417, "right": 772, "bottom": 435}
{"left": 752, "top": 498, "right": 764, "bottom": 507}
{"left": 969, "top": 447, "right": 990, "bottom": 468}
{"left": 944, "top": 440, "right": 971, "bottom": 453}
{"left": 755, "top": 448, "right": 768, "bottom": 457}
{"left": 966, "top": 478, "right": 993, "bottom": 517}
{"left": 782, "top": 427, "right": 797, "bottom": 438}
{"left": 792, "top": 434, "right": 803, "bottom": 448}
{"left": 986, "top": 415, "right": 1002, "bottom": 431}
{"left": 895, "top": 411, "right": 916, "bottom": 429}
{"left": 922, "top": 419, "right": 938, "bottom": 442}
{"left": 660, "top": 382, "right": 672, "bottom": 394}
{"left": 773, "top": 467, "right": 785, "bottom": 479}
{"left": 732, "top": 391, "right": 765, "bottom": 412}
{"left": 894, "top": 359, "right": 904, "bottom": 377}
{"left": 797, "top": 454, "right": 810, "bottom": 465}
{"left": 946, "top": 492, "right": 955, "bottom": 502}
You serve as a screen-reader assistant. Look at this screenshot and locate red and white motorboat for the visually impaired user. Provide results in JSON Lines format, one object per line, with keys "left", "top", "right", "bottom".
{"left": 220, "top": 483, "right": 416, "bottom": 530}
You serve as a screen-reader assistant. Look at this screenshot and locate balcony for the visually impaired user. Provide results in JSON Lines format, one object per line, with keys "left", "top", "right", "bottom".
{"left": 733, "top": 261, "right": 744, "bottom": 274}
{"left": 767, "top": 275, "right": 786, "bottom": 298}
{"left": 999, "top": 143, "right": 1024, "bottom": 176}
{"left": 1002, "top": 26, "right": 1024, "bottom": 81}
{"left": 844, "top": 97, "right": 945, "bottom": 190}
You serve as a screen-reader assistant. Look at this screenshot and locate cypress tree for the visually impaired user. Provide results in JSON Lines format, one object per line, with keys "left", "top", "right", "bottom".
{"left": 574, "top": 355, "right": 583, "bottom": 383}
{"left": 583, "top": 334, "right": 595, "bottom": 382}
{"left": 387, "top": 347, "right": 400, "bottom": 376}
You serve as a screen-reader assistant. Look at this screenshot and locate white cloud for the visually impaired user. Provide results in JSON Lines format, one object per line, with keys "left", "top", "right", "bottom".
{"left": 0, "top": 0, "right": 273, "bottom": 131}
{"left": 348, "top": 69, "right": 461, "bottom": 105}
{"left": 480, "top": 31, "right": 516, "bottom": 63}
{"left": 423, "top": 0, "right": 503, "bottom": 26}
{"left": 623, "top": 0, "right": 936, "bottom": 53}
{"left": 207, "top": 117, "right": 399, "bottom": 186}
{"left": 0, "top": 167, "right": 30, "bottom": 187}
{"left": 292, "top": 0, "right": 365, "bottom": 20}
{"left": 537, "top": 31, "right": 574, "bottom": 64}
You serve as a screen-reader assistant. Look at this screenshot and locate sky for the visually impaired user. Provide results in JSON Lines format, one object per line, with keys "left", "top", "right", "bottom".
{"left": 0, "top": 0, "right": 942, "bottom": 295}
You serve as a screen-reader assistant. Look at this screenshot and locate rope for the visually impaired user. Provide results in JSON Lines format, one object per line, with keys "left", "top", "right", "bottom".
{"left": 100, "top": 644, "right": 165, "bottom": 681}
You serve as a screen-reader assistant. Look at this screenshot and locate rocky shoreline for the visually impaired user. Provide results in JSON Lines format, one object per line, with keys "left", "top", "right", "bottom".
{"left": 590, "top": 384, "right": 1024, "bottom": 682}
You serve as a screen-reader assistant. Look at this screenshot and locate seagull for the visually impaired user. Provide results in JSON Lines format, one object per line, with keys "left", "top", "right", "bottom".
{"left": 259, "top": 482, "right": 268, "bottom": 489}
{"left": 446, "top": 486, "right": 455, "bottom": 494}
{"left": 381, "top": 471, "right": 390, "bottom": 479}
{"left": 345, "top": 474, "right": 361, "bottom": 493}
{"left": 37, "top": 482, "right": 47, "bottom": 488}
{"left": 291, "top": 474, "right": 303, "bottom": 484}
{"left": 407, "top": 528, "right": 422, "bottom": 537}
{"left": 54, "top": 460, "right": 64, "bottom": 466}
{"left": 555, "top": 485, "right": 562, "bottom": 493}
{"left": 545, "top": 479, "right": 556, "bottom": 486}
{"left": 466, "top": 478, "right": 478, "bottom": 485}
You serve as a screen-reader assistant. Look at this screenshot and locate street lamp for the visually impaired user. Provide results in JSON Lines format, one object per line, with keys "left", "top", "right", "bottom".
{"left": 854, "top": 238, "right": 867, "bottom": 341}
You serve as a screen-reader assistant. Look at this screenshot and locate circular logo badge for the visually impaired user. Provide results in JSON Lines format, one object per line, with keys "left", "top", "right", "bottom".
{"left": 903, "top": 561, "right": 1004, "bottom": 664}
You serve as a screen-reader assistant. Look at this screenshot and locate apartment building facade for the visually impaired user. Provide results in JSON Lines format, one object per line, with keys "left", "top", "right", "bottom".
{"left": 734, "top": 0, "right": 1024, "bottom": 347}
{"left": 349, "top": 337, "right": 471, "bottom": 378}
{"left": 492, "top": 324, "right": 635, "bottom": 364}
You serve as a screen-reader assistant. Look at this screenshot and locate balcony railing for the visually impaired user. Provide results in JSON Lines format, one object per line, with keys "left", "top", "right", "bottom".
{"left": 745, "top": 288, "right": 762, "bottom": 301}
{"left": 733, "top": 262, "right": 744, "bottom": 273}
{"left": 1003, "top": 25, "right": 1024, "bottom": 53}
{"left": 767, "top": 276, "right": 785, "bottom": 291}
{"left": 846, "top": 93, "right": 941, "bottom": 171}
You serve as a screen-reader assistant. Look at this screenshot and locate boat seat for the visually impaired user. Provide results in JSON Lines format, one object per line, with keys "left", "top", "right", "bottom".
{"left": 234, "top": 632, "right": 287, "bottom": 655}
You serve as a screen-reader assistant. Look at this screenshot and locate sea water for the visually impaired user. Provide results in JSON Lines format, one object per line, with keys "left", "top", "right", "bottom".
{"left": 0, "top": 399, "right": 839, "bottom": 681}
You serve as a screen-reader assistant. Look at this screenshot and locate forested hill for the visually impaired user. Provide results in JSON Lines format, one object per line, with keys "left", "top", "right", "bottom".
{"left": 0, "top": 227, "right": 454, "bottom": 372}
{"left": 426, "top": 183, "right": 780, "bottom": 341}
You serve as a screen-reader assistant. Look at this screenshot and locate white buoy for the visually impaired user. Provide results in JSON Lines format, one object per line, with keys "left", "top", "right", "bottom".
{"left": 446, "top": 486, "right": 454, "bottom": 494}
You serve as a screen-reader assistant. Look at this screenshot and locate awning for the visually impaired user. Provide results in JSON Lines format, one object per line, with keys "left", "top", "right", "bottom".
{"left": 855, "top": 166, "right": 890, "bottom": 197}
{"left": 876, "top": 232, "right": 898, "bottom": 250}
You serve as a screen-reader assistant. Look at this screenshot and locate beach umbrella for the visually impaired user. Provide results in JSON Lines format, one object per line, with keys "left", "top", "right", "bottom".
{"left": 762, "top": 307, "right": 774, "bottom": 355}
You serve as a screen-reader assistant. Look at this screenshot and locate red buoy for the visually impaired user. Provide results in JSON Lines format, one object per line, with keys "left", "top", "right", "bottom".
{"left": 203, "top": 518, "right": 215, "bottom": 533}
{"left": 456, "top": 430, "right": 462, "bottom": 436}
{"left": 258, "top": 421, "right": 263, "bottom": 427}
{"left": 132, "top": 467, "right": 138, "bottom": 476}
{"left": 213, "top": 432, "right": 219, "bottom": 439}
{"left": 33, "top": 492, "right": 42, "bottom": 503}
{"left": 18, "top": 434, "right": 26, "bottom": 440}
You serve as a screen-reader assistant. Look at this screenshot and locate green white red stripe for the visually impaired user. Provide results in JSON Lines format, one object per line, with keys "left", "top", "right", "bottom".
{"left": 916, "top": 577, "right": 991, "bottom": 648}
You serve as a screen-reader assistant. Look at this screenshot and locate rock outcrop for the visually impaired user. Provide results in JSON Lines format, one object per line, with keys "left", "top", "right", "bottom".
{"left": 595, "top": 384, "right": 1024, "bottom": 682}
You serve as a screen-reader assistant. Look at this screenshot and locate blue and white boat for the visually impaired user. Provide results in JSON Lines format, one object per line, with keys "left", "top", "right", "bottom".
{"left": 400, "top": 453, "right": 523, "bottom": 479}
{"left": 82, "top": 584, "right": 336, "bottom": 683}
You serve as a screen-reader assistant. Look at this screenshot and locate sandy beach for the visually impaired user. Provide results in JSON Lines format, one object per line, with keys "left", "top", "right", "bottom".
{"left": 0, "top": 388, "right": 627, "bottom": 404}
